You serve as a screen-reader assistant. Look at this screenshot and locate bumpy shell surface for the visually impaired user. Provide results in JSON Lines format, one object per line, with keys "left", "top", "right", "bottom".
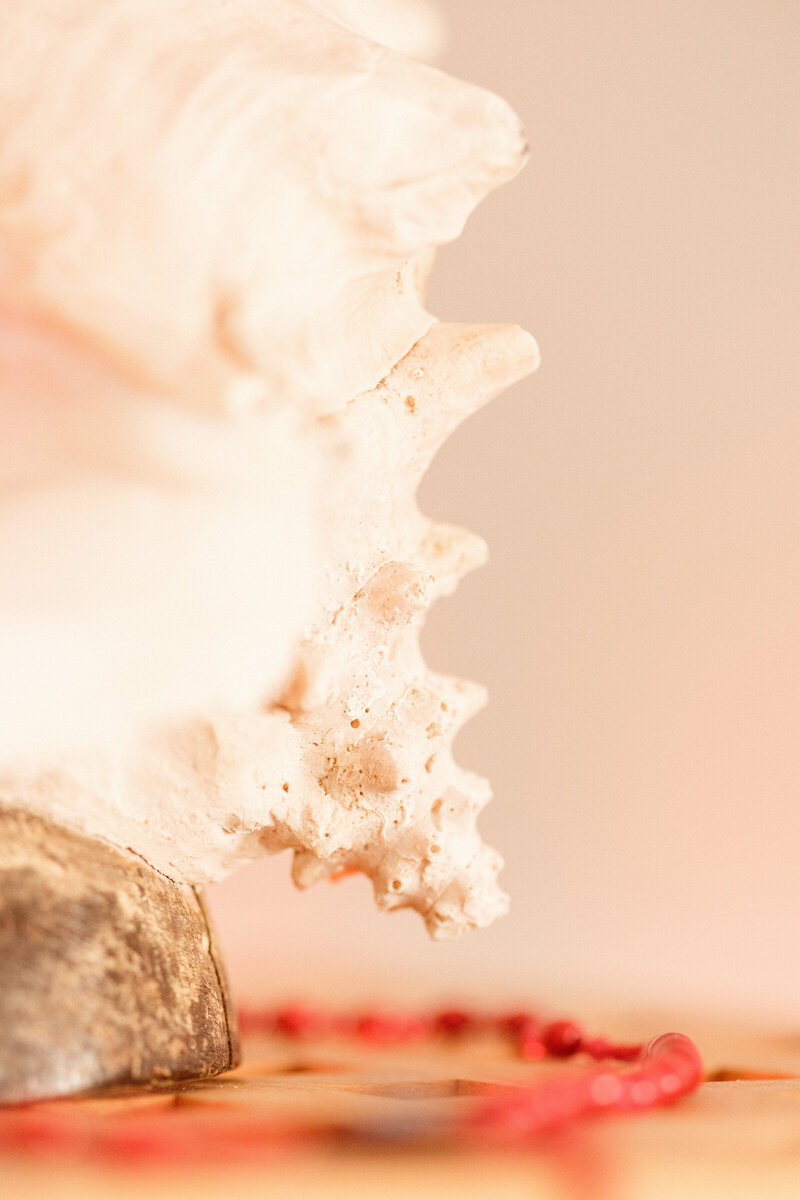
{"left": 0, "top": 0, "right": 528, "bottom": 758}
{"left": 0, "top": 0, "right": 539, "bottom": 936}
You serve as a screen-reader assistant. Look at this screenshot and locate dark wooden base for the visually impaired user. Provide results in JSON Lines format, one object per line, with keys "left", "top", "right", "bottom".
{"left": 0, "top": 806, "right": 239, "bottom": 1104}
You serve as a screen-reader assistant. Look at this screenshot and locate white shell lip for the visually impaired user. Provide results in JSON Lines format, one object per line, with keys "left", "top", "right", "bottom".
{"left": 0, "top": 1, "right": 530, "bottom": 416}
{"left": 314, "top": 0, "right": 447, "bottom": 59}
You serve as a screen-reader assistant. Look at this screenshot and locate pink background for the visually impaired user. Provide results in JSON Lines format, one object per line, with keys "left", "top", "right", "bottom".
{"left": 210, "top": 0, "right": 800, "bottom": 1022}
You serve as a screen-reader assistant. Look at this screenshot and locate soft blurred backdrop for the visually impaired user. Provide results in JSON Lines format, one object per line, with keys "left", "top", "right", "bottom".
{"left": 209, "top": 0, "right": 800, "bottom": 1022}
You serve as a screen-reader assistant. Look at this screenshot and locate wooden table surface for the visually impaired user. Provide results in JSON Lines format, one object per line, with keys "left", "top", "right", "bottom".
{"left": 4, "top": 1011, "right": 800, "bottom": 1199}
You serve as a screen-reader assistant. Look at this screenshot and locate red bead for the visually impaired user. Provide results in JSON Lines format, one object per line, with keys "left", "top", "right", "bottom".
{"left": 435, "top": 1008, "right": 474, "bottom": 1036}
{"left": 274, "top": 1005, "right": 327, "bottom": 1037}
{"left": 582, "top": 1036, "right": 613, "bottom": 1060}
{"left": 519, "top": 1031, "right": 546, "bottom": 1060}
{"left": 588, "top": 1071, "right": 624, "bottom": 1107}
{"left": 355, "top": 1010, "right": 429, "bottom": 1043}
{"left": 542, "top": 1019, "right": 583, "bottom": 1057}
{"left": 355, "top": 1011, "right": 395, "bottom": 1042}
{"left": 399, "top": 1013, "right": 431, "bottom": 1042}
{"left": 471, "top": 1060, "right": 654, "bottom": 1144}
{"left": 498, "top": 1010, "right": 538, "bottom": 1038}
{"left": 627, "top": 1077, "right": 660, "bottom": 1108}
{"left": 611, "top": 1042, "right": 644, "bottom": 1062}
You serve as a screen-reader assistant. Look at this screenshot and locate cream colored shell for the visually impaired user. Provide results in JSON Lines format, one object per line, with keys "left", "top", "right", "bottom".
{"left": 0, "top": 0, "right": 538, "bottom": 936}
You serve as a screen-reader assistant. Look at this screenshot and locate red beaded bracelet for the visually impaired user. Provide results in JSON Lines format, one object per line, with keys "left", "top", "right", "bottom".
{"left": 239, "top": 1005, "right": 702, "bottom": 1143}
{"left": 0, "top": 1006, "right": 703, "bottom": 1164}
{"left": 239, "top": 1003, "right": 653, "bottom": 1063}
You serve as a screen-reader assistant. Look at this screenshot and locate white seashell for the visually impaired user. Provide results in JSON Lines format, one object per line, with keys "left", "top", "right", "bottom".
{"left": 0, "top": 1, "right": 539, "bottom": 936}
{"left": 313, "top": 0, "right": 446, "bottom": 59}
{"left": 0, "top": 0, "right": 526, "bottom": 414}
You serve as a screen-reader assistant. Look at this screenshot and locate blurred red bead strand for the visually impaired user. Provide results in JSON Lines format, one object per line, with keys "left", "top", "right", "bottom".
{"left": 0, "top": 1006, "right": 703, "bottom": 1161}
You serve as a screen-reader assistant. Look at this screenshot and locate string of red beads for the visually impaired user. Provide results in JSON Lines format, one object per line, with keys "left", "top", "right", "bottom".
{"left": 470, "top": 1032, "right": 703, "bottom": 1140}
{"left": 0, "top": 1006, "right": 703, "bottom": 1163}
{"left": 238, "top": 1004, "right": 703, "bottom": 1139}
{"left": 239, "top": 1003, "right": 648, "bottom": 1063}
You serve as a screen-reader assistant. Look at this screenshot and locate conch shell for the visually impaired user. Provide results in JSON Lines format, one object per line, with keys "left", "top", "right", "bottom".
{"left": 0, "top": 0, "right": 538, "bottom": 937}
